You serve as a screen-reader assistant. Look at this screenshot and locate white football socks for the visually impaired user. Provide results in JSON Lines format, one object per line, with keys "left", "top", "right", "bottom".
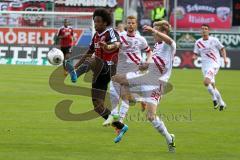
{"left": 110, "top": 81, "right": 121, "bottom": 115}
{"left": 207, "top": 84, "right": 217, "bottom": 101}
{"left": 151, "top": 116, "right": 172, "bottom": 144}
{"left": 119, "top": 100, "right": 130, "bottom": 122}
{"left": 215, "top": 88, "right": 225, "bottom": 106}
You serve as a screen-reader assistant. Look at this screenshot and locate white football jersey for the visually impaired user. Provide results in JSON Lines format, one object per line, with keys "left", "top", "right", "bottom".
{"left": 148, "top": 41, "right": 176, "bottom": 82}
{"left": 117, "top": 32, "right": 150, "bottom": 74}
{"left": 194, "top": 36, "right": 224, "bottom": 68}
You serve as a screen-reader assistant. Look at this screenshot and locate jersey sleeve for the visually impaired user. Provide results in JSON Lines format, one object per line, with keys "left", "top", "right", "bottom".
{"left": 215, "top": 38, "right": 224, "bottom": 50}
{"left": 193, "top": 41, "right": 200, "bottom": 55}
{"left": 140, "top": 36, "right": 151, "bottom": 52}
{"left": 108, "top": 28, "right": 120, "bottom": 43}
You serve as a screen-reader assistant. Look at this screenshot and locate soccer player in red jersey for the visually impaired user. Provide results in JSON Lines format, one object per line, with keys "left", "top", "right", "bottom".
{"left": 74, "top": 9, "right": 128, "bottom": 142}
{"left": 56, "top": 19, "right": 74, "bottom": 76}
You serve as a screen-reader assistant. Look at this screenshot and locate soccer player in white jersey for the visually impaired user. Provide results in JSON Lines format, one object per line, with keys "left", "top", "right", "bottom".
{"left": 103, "top": 16, "right": 152, "bottom": 127}
{"left": 111, "top": 20, "right": 176, "bottom": 152}
{"left": 193, "top": 24, "right": 227, "bottom": 111}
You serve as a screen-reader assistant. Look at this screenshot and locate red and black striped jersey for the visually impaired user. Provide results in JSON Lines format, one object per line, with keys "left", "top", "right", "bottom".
{"left": 57, "top": 26, "right": 74, "bottom": 47}
{"left": 89, "top": 28, "right": 120, "bottom": 63}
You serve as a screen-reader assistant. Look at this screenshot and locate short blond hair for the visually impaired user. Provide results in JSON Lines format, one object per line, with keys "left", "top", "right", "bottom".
{"left": 127, "top": 15, "right": 137, "bottom": 20}
{"left": 153, "top": 20, "right": 171, "bottom": 34}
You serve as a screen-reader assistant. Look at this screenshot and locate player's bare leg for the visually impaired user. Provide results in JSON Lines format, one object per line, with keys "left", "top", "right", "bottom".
{"left": 63, "top": 53, "right": 71, "bottom": 76}
{"left": 91, "top": 87, "right": 111, "bottom": 120}
{"left": 141, "top": 101, "right": 147, "bottom": 112}
{"left": 145, "top": 102, "right": 175, "bottom": 152}
{"left": 64, "top": 52, "right": 77, "bottom": 83}
{"left": 75, "top": 57, "right": 105, "bottom": 83}
{"left": 112, "top": 74, "right": 130, "bottom": 86}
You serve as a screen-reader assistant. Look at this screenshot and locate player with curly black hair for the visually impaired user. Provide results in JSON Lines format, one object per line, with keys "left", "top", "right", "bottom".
{"left": 73, "top": 8, "right": 128, "bottom": 142}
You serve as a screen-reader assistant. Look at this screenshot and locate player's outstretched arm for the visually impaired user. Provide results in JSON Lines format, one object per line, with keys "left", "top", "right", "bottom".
{"left": 99, "top": 41, "right": 121, "bottom": 52}
{"left": 143, "top": 25, "right": 173, "bottom": 45}
{"left": 146, "top": 50, "right": 153, "bottom": 63}
{"left": 220, "top": 47, "right": 228, "bottom": 66}
{"left": 139, "top": 50, "right": 153, "bottom": 71}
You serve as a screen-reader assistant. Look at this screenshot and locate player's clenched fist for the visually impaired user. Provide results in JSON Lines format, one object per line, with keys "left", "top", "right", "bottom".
{"left": 143, "top": 25, "right": 154, "bottom": 33}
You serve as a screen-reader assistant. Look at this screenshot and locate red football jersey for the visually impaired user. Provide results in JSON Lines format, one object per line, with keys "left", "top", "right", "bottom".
{"left": 89, "top": 28, "right": 120, "bottom": 63}
{"left": 57, "top": 26, "right": 74, "bottom": 47}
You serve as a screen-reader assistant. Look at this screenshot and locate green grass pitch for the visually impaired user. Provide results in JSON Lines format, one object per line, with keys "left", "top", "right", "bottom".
{"left": 0, "top": 65, "right": 239, "bottom": 160}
